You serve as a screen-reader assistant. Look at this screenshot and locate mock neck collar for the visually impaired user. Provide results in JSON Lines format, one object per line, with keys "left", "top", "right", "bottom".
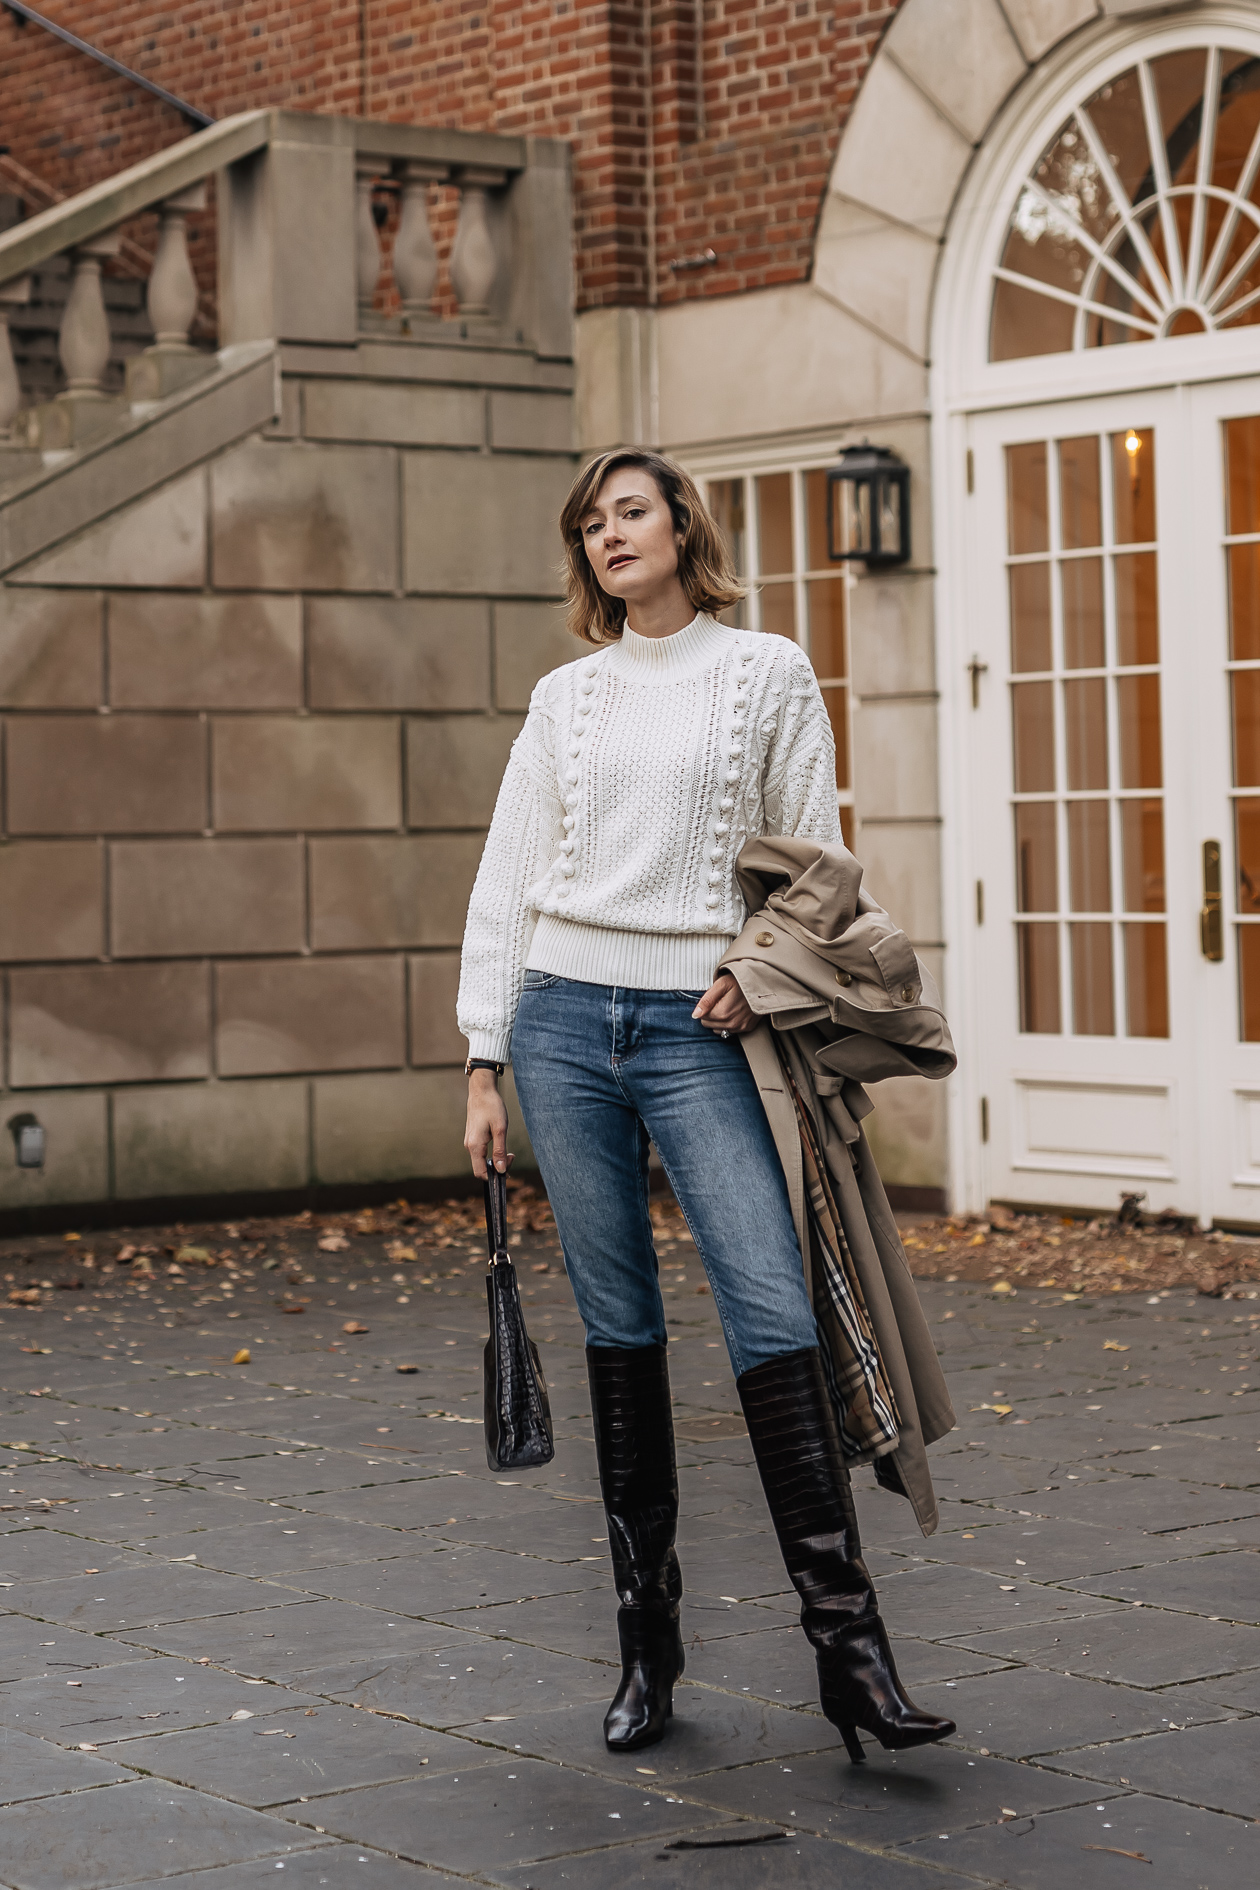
{"left": 603, "top": 613, "right": 735, "bottom": 681}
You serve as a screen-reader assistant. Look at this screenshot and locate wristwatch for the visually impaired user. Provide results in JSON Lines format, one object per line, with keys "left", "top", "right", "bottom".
{"left": 465, "top": 1057, "right": 506, "bottom": 1077}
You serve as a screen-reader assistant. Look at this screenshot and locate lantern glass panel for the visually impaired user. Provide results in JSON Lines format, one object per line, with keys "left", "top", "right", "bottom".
{"left": 831, "top": 476, "right": 871, "bottom": 559}
{"left": 877, "top": 476, "right": 903, "bottom": 560}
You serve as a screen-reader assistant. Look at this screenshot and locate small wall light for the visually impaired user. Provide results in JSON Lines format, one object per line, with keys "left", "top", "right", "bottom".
{"left": 8, "top": 1112, "right": 45, "bottom": 1169}
{"left": 827, "top": 444, "right": 911, "bottom": 567}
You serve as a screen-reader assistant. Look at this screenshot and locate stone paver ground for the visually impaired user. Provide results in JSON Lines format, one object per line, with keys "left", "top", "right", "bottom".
{"left": 0, "top": 1198, "right": 1255, "bottom": 1887}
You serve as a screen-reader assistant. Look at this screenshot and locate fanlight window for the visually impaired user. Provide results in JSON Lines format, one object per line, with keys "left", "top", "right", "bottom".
{"left": 992, "top": 46, "right": 1260, "bottom": 359}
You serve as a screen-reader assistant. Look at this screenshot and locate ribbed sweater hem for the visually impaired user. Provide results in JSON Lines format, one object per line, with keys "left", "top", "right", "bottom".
{"left": 526, "top": 914, "right": 734, "bottom": 991}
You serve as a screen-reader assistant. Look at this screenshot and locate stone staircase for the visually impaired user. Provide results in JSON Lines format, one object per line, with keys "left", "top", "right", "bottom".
{"left": 0, "top": 108, "right": 576, "bottom": 1219}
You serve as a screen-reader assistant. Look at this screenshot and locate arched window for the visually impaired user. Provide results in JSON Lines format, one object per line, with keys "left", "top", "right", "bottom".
{"left": 992, "top": 45, "right": 1260, "bottom": 359}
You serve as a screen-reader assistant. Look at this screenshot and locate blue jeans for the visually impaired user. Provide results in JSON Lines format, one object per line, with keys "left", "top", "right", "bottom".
{"left": 510, "top": 974, "right": 817, "bottom": 1377}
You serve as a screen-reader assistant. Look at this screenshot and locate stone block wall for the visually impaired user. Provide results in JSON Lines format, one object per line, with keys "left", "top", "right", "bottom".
{"left": 0, "top": 334, "right": 577, "bottom": 1214}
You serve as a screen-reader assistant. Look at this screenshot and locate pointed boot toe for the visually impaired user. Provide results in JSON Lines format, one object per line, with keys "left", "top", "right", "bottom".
{"left": 602, "top": 1606, "right": 682, "bottom": 1750}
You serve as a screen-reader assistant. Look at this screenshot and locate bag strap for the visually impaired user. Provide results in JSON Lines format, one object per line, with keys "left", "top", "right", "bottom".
{"left": 482, "top": 1168, "right": 510, "bottom": 1266}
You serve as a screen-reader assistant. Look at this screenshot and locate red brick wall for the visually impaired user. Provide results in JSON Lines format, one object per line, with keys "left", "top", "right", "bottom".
{"left": 0, "top": 2, "right": 902, "bottom": 311}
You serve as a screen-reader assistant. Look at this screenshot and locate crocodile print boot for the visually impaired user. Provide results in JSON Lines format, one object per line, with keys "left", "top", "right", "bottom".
{"left": 737, "top": 1346, "right": 955, "bottom": 1764}
{"left": 587, "top": 1343, "right": 684, "bottom": 1751}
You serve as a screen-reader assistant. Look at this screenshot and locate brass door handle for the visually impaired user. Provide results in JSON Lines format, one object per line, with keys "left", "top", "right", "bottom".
{"left": 1201, "top": 838, "right": 1224, "bottom": 961}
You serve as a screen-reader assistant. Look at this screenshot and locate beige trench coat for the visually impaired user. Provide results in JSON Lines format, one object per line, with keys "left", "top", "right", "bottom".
{"left": 718, "top": 836, "right": 958, "bottom": 1536}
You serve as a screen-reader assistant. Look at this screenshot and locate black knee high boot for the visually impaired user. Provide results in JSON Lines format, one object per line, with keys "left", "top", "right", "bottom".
{"left": 737, "top": 1346, "right": 955, "bottom": 1764}
{"left": 586, "top": 1343, "right": 684, "bottom": 1751}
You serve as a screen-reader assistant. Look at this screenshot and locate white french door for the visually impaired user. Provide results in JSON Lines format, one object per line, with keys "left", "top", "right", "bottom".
{"left": 962, "top": 383, "right": 1251, "bottom": 1226}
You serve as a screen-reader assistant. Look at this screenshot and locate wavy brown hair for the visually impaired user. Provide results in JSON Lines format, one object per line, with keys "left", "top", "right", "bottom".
{"left": 559, "top": 448, "right": 745, "bottom": 645}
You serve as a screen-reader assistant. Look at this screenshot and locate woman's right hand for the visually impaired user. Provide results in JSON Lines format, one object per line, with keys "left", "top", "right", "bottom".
{"left": 465, "top": 1069, "right": 511, "bottom": 1178}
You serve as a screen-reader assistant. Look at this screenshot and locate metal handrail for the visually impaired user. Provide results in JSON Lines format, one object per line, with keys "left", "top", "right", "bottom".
{"left": 1, "top": 2, "right": 213, "bottom": 129}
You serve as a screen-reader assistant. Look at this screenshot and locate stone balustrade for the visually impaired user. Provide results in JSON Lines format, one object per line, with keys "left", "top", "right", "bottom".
{"left": 0, "top": 110, "right": 557, "bottom": 453}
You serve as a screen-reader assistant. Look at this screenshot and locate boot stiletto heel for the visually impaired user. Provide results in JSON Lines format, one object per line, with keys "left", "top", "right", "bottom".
{"left": 738, "top": 1346, "right": 955, "bottom": 1768}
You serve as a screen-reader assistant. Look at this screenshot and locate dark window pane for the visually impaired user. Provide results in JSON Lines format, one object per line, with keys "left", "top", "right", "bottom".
{"left": 756, "top": 473, "right": 793, "bottom": 576}
{"left": 1014, "top": 802, "right": 1057, "bottom": 912}
{"left": 991, "top": 276, "right": 1077, "bottom": 362}
{"left": 1012, "top": 680, "right": 1055, "bottom": 792}
{"left": 1120, "top": 799, "right": 1166, "bottom": 912}
{"left": 1018, "top": 923, "right": 1061, "bottom": 1033}
{"left": 805, "top": 469, "right": 832, "bottom": 570}
{"left": 1240, "top": 926, "right": 1260, "bottom": 1041}
{"left": 760, "top": 580, "right": 795, "bottom": 641}
{"left": 807, "top": 579, "right": 846, "bottom": 680}
{"left": 1064, "top": 677, "right": 1108, "bottom": 790}
{"left": 1235, "top": 671, "right": 1260, "bottom": 785}
{"left": 1061, "top": 557, "right": 1105, "bottom": 669}
{"left": 1085, "top": 66, "right": 1150, "bottom": 205}
{"left": 839, "top": 803, "right": 856, "bottom": 851}
{"left": 1067, "top": 799, "right": 1111, "bottom": 911}
{"left": 1006, "top": 441, "right": 1049, "bottom": 554}
{"left": 1115, "top": 552, "right": 1160, "bottom": 665}
{"left": 1225, "top": 415, "right": 1260, "bottom": 537}
{"left": 1228, "top": 543, "right": 1260, "bottom": 662}
{"left": 821, "top": 685, "right": 849, "bottom": 793}
{"left": 1111, "top": 428, "right": 1156, "bottom": 544}
{"left": 708, "top": 478, "right": 745, "bottom": 572}
{"left": 1070, "top": 922, "right": 1115, "bottom": 1035}
{"left": 1116, "top": 674, "right": 1163, "bottom": 788}
{"left": 1009, "top": 563, "right": 1052, "bottom": 672}
{"left": 1059, "top": 435, "right": 1102, "bottom": 548}
{"left": 1238, "top": 799, "right": 1260, "bottom": 913}
{"left": 1123, "top": 923, "right": 1169, "bottom": 1037}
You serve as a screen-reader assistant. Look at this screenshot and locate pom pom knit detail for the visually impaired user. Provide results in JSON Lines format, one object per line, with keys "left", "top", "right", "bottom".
{"left": 458, "top": 615, "right": 841, "bottom": 1063}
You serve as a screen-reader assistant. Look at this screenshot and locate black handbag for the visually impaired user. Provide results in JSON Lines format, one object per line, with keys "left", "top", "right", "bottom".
{"left": 482, "top": 1168, "right": 555, "bottom": 1472}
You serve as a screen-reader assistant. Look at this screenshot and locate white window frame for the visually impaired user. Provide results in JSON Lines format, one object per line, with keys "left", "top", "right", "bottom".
{"left": 687, "top": 445, "right": 856, "bottom": 834}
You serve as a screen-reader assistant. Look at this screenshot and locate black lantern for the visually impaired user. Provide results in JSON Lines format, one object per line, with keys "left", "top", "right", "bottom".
{"left": 826, "top": 444, "right": 910, "bottom": 567}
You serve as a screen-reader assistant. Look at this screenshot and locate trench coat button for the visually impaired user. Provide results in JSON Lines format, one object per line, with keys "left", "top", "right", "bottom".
{"left": 900, "top": 984, "right": 917, "bottom": 1002}
{"left": 835, "top": 969, "right": 852, "bottom": 987}
{"left": 755, "top": 930, "right": 774, "bottom": 947}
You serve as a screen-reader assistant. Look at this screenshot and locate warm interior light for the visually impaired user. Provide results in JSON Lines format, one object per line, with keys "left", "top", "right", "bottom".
{"left": 1124, "top": 429, "right": 1141, "bottom": 459}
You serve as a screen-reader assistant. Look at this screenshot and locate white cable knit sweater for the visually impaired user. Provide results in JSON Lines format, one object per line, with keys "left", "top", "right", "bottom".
{"left": 458, "top": 613, "right": 842, "bottom": 1064}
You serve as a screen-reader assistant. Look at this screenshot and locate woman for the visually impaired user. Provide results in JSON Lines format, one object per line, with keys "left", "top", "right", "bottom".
{"left": 458, "top": 449, "right": 953, "bottom": 1765}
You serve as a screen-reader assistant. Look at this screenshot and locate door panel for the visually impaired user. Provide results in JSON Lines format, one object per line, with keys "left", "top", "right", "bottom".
{"left": 966, "top": 390, "right": 1203, "bottom": 1218}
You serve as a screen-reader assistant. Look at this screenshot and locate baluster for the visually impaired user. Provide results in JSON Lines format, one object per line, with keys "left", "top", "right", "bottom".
{"left": 393, "top": 161, "right": 447, "bottom": 324}
{"left": 450, "top": 167, "right": 506, "bottom": 317}
{"left": 59, "top": 229, "right": 121, "bottom": 395}
{"left": 147, "top": 182, "right": 206, "bottom": 347}
{"left": 356, "top": 159, "right": 387, "bottom": 319}
{"left": 0, "top": 275, "right": 31, "bottom": 434}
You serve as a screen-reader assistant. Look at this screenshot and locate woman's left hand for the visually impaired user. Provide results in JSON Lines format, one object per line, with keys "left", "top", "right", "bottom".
{"left": 692, "top": 972, "right": 757, "bottom": 1037}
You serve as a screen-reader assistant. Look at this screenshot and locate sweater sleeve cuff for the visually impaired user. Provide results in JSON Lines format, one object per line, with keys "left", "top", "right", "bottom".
{"left": 465, "top": 1029, "right": 514, "bottom": 1067}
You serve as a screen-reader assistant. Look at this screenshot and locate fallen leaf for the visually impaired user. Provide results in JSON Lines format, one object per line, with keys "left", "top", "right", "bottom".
{"left": 970, "top": 1233, "right": 986, "bottom": 1246}
{"left": 991, "top": 1281, "right": 1013, "bottom": 1294}
{"left": 1103, "top": 1341, "right": 1130, "bottom": 1352}
{"left": 1082, "top": 1846, "right": 1150, "bottom": 1863}
{"left": 1000, "top": 1808, "right": 1017, "bottom": 1818}
{"left": 20, "top": 1346, "right": 50, "bottom": 1355}
{"left": 318, "top": 1234, "right": 349, "bottom": 1252}
{"left": 395, "top": 1364, "right": 418, "bottom": 1374}
{"left": 232, "top": 1349, "right": 251, "bottom": 1365}
{"left": 8, "top": 1289, "right": 41, "bottom": 1307}
{"left": 175, "top": 1246, "right": 213, "bottom": 1266}
{"left": 256, "top": 1728, "right": 294, "bottom": 1737}
{"left": 1038, "top": 1278, "right": 1057, "bottom": 1287}
{"left": 277, "top": 1303, "right": 306, "bottom": 1314}
{"left": 999, "top": 1583, "right": 1017, "bottom": 1590}
{"left": 64, "top": 1232, "right": 80, "bottom": 1242}
{"left": 343, "top": 1321, "right": 369, "bottom": 1335}
{"left": 78, "top": 1742, "right": 97, "bottom": 1751}
{"left": 230, "top": 1710, "right": 254, "bottom": 1721}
